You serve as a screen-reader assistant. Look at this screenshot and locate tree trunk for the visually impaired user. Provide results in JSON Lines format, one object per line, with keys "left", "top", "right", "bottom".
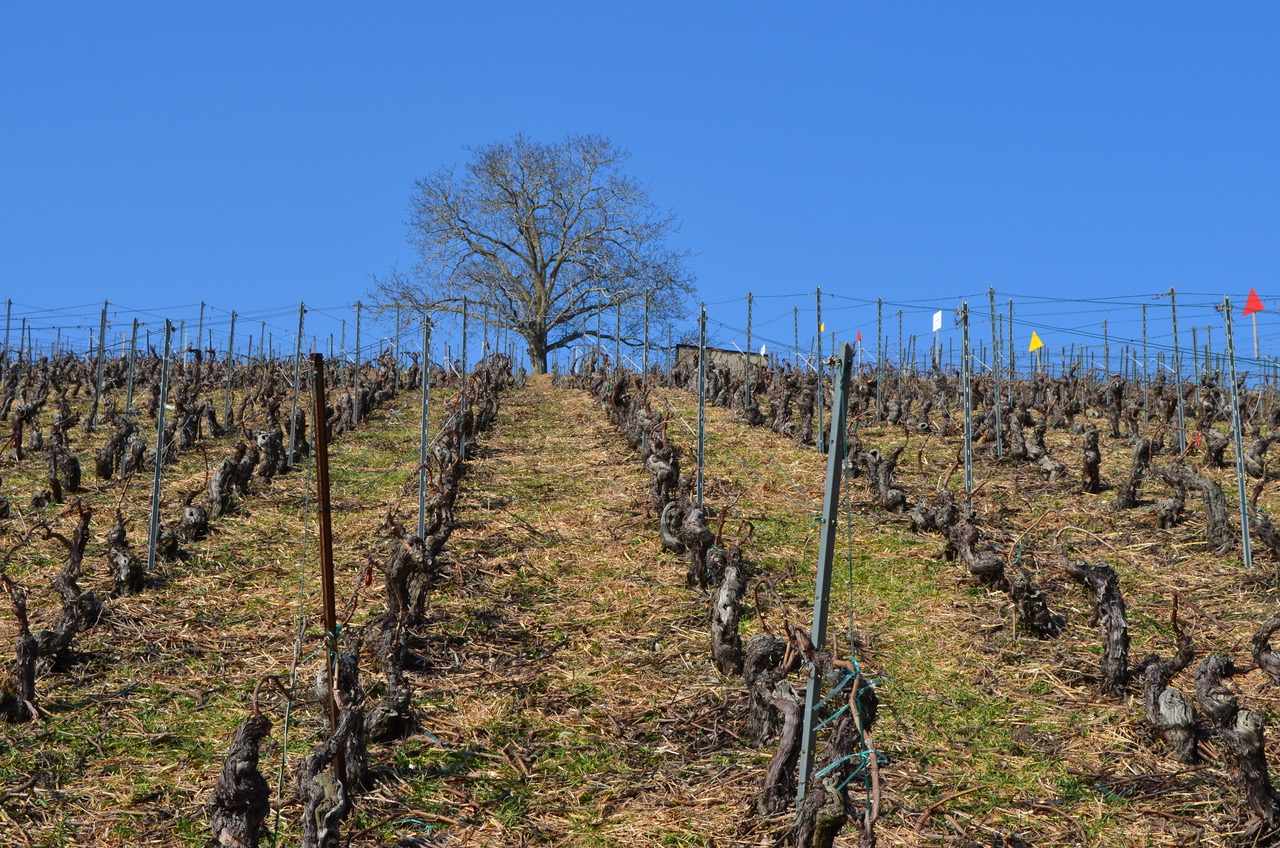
{"left": 528, "top": 333, "right": 548, "bottom": 375}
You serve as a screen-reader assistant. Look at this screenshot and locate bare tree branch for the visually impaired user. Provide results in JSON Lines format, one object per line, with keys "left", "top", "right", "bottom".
{"left": 371, "top": 133, "right": 694, "bottom": 373}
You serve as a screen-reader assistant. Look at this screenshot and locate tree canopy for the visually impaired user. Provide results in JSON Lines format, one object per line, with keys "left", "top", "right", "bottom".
{"left": 375, "top": 133, "right": 694, "bottom": 374}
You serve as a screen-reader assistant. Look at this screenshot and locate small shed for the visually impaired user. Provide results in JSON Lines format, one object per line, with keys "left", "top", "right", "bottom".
{"left": 674, "top": 343, "right": 762, "bottom": 379}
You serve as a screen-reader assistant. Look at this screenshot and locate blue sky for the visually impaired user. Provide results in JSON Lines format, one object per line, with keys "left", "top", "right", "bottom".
{"left": 3, "top": 3, "right": 1278, "bottom": 370}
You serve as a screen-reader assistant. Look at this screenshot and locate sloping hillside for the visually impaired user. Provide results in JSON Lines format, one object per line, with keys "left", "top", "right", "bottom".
{"left": 3, "top": 365, "right": 1280, "bottom": 847}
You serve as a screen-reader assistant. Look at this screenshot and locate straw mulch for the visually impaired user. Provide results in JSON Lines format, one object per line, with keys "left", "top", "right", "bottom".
{"left": 3, "top": 372, "right": 1280, "bottom": 847}
{"left": 415, "top": 374, "right": 774, "bottom": 846}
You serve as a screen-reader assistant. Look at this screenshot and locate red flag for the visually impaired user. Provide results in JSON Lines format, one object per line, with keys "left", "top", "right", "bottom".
{"left": 856, "top": 330, "right": 862, "bottom": 342}
{"left": 1244, "top": 288, "right": 1265, "bottom": 316}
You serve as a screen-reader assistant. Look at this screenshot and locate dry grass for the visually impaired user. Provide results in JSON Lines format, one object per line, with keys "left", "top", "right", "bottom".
{"left": 410, "top": 375, "right": 765, "bottom": 846}
{"left": 0, "top": 382, "right": 452, "bottom": 846}
{"left": 2, "top": 371, "right": 1280, "bottom": 846}
{"left": 648, "top": 382, "right": 1280, "bottom": 846}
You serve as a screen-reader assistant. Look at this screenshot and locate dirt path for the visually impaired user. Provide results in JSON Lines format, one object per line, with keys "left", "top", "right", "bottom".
{"left": 417, "top": 375, "right": 765, "bottom": 846}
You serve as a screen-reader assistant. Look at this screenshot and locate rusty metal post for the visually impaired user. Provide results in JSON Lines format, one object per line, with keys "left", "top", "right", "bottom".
{"left": 310, "top": 353, "right": 340, "bottom": 733}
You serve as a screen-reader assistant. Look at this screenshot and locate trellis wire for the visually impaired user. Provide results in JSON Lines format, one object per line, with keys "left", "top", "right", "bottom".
{"left": 648, "top": 387, "right": 821, "bottom": 516}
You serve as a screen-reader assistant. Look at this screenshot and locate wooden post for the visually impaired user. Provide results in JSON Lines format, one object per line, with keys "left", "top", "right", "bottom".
{"left": 287, "top": 302, "right": 306, "bottom": 468}
{"left": 1170, "top": 289, "right": 1186, "bottom": 453}
{"left": 353, "top": 302, "right": 363, "bottom": 423}
{"left": 643, "top": 294, "right": 650, "bottom": 381}
{"left": 1007, "top": 299, "right": 1015, "bottom": 381}
{"left": 875, "top": 298, "right": 883, "bottom": 420}
{"left": 417, "top": 318, "right": 432, "bottom": 540}
{"left": 146, "top": 321, "right": 173, "bottom": 574}
{"left": 816, "top": 288, "right": 824, "bottom": 452}
{"left": 697, "top": 304, "right": 707, "bottom": 509}
{"left": 89, "top": 300, "right": 108, "bottom": 431}
{"left": 745, "top": 292, "right": 753, "bottom": 409}
{"left": 460, "top": 297, "right": 469, "bottom": 458}
{"left": 989, "top": 286, "right": 1003, "bottom": 457}
{"left": 224, "top": 311, "right": 236, "bottom": 427}
{"left": 125, "top": 318, "right": 139, "bottom": 413}
{"left": 1142, "top": 302, "right": 1149, "bottom": 419}
{"left": 962, "top": 303, "right": 973, "bottom": 495}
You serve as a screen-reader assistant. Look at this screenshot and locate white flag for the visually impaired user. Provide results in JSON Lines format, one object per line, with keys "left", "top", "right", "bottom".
{"left": 760, "top": 344, "right": 767, "bottom": 355}
{"left": 932, "top": 310, "right": 943, "bottom": 332}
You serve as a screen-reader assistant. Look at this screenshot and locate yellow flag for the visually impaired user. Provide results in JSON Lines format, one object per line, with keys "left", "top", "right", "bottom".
{"left": 819, "top": 323, "right": 825, "bottom": 332}
{"left": 1028, "top": 331, "right": 1043, "bottom": 352}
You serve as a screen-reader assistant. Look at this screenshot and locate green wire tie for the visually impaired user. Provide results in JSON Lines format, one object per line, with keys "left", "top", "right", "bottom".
{"left": 816, "top": 679, "right": 878, "bottom": 725}
{"left": 815, "top": 703, "right": 849, "bottom": 731}
{"left": 813, "top": 749, "right": 872, "bottom": 781}
{"left": 837, "top": 753, "right": 885, "bottom": 792}
{"left": 815, "top": 670, "right": 858, "bottom": 710}
{"left": 814, "top": 749, "right": 888, "bottom": 792}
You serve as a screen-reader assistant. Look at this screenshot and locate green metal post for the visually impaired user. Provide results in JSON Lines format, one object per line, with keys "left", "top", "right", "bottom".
{"left": 797, "top": 340, "right": 855, "bottom": 803}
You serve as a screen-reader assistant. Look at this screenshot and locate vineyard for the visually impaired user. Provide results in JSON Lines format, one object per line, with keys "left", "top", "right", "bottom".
{"left": 3, "top": 335, "right": 1280, "bottom": 848}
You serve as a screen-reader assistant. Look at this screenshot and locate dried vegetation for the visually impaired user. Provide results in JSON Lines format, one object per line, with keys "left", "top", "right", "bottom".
{"left": 1, "top": 345, "right": 1280, "bottom": 847}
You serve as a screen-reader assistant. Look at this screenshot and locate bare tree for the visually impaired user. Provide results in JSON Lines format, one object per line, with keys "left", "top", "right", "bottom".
{"left": 375, "top": 133, "right": 694, "bottom": 373}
